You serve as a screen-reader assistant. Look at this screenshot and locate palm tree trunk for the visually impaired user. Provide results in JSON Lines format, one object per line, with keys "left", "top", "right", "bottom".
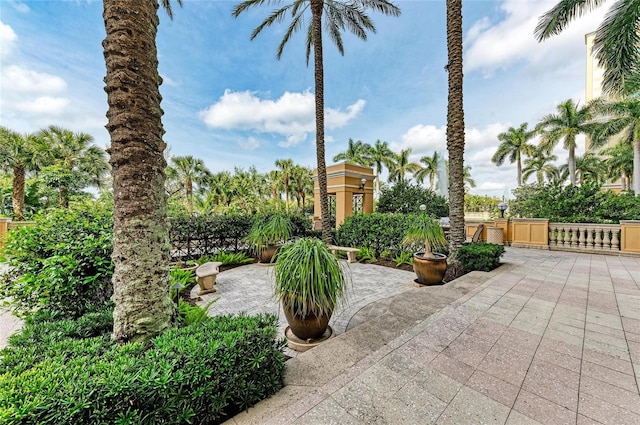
{"left": 568, "top": 147, "right": 577, "bottom": 186}
{"left": 516, "top": 153, "right": 522, "bottom": 186}
{"left": 446, "top": 0, "right": 466, "bottom": 259}
{"left": 103, "top": 0, "right": 173, "bottom": 343}
{"left": 633, "top": 139, "right": 640, "bottom": 196}
{"left": 12, "top": 164, "right": 25, "bottom": 221}
{"left": 311, "top": 0, "right": 330, "bottom": 242}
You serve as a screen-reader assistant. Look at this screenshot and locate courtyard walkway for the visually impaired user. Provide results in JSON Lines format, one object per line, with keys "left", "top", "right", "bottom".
{"left": 220, "top": 247, "right": 640, "bottom": 424}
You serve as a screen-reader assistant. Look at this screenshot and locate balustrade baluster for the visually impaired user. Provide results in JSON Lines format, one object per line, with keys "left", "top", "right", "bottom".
{"left": 586, "top": 227, "right": 594, "bottom": 250}
{"left": 602, "top": 229, "right": 611, "bottom": 250}
{"left": 564, "top": 226, "right": 572, "bottom": 246}
{"left": 611, "top": 230, "right": 620, "bottom": 251}
{"left": 594, "top": 228, "right": 602, "bottom": 250}
{"left": 571, "top": 226, "right": 580, "bottom": 247}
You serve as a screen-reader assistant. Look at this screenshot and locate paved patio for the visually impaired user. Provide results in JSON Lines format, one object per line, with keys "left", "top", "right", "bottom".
{"left": 221, "top": 247, "right": 640, "bottom": 424}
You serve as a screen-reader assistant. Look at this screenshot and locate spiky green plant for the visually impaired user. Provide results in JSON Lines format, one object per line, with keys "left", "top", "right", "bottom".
{"left": 402, "top": 213, "right": 447, "bottom": 257}
{"left": 273, "top": 238, "right": 349, "bottom": 317}
{"left": 246, "top": 214, "right": 293, "bottom": 256}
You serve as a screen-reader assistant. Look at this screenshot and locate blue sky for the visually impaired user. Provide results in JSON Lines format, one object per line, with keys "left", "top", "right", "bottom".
{"left": 0, "top": 0, "right": 612, "bottom": 198}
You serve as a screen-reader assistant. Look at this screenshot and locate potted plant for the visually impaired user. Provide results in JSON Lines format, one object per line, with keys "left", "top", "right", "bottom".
{"left": 273, "top": 237, "right": 350, "bottom": 340}
{"left": 245, "top": 214, "right": 293, "bottom": 263}
{"left": 402, "top": 209, "right": 448, "bottom": 285}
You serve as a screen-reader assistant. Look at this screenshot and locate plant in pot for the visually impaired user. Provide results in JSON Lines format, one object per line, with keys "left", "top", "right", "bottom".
{"left": 273, "top": 237, "right": 350, "bottom": 341}
{"left": 402, "top": 206, "right": 448, "bottom": 285}
{"left": 246, "top": 214, "right": 293, "bottom": 263}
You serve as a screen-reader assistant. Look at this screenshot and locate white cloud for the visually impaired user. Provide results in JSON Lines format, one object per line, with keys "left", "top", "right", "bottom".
{"left": 465, "top": 0, "right": 612, "bottom": 76}
{"left": 15, "top": 96, "right": 70, "bottom": 115}
{"left": 0, "top": 21, "right": 17, "bottom": 57}
{"left": 1, "top": 65, "right": 67, "bottom": 93}
{"left": 199, "top": 89, "right": 365, "bottom": 146}
{"left": 239, "top": 136, "right": 261, "bottom": 150}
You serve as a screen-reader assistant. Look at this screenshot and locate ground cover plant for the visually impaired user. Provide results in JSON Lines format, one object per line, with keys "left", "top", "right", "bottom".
{"left": 0, "top": 310, "right": 285, "bottom": 424}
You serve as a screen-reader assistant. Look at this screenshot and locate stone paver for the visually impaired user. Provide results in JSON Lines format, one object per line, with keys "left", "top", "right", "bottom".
{"left": 224, "top": 248, "right": 640, "bottom": 425}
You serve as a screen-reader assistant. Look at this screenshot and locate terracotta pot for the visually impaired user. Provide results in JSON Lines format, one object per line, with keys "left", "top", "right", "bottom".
{"left": 283, "top": 305, "right": 332, "bottom": 340}
{"left": 413, "top": 252, "right": 447, "bottom": 285}
{"left": 259, "top": 244, "right": 280, "bottom": 263}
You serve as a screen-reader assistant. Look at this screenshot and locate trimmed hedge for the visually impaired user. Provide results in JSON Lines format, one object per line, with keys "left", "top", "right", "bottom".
{"left": 0, "top": 312, "right": 286, "bottom": 425}
{"left": 456, "top": 242, "right": 505, "bottom": 272}
{"left": 335, "top": 213, "right": 414, "bottom": 256}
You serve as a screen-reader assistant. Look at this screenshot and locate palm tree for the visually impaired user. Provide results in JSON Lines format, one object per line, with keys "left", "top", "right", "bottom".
{"left": 275, "top": 158, "right": 295, "bottom": 213}
{"left": 37, "top": 125, "right": 109, "bottom": 207}
{"left": 569, "top": 152, "right": 607, "bottom": 185}
{"left": 601, "top": 141, "right": 633, "bottom": 191}
{"left": 463, "top": 165, "right": 476, "bottom": 192}
{"left": 388, "top": 148, "right": 421, "bottom": 184}
{"left": 290, "top": 165, "right": 313, "bottom": 211}
{"left": 446, "top": 0, "right": 466, "bottom": 260}
{"left": 535, "top": 0, "right": 640, "bottom": 95}
{"left": 332, "top": 138, "right": 370, "bottom": 166}
{"left": 0, "top": 127, "right": 36, "bottom": 220}
{"left": 492, "top": 123, "right": 537, "bottom": 186}
{"left": 523, "top": 150, "right": 559, "bottom": 184}
{"left": 536, "top": 99, "right": 600, "bottom": 186}
{"left": 416, "top": 151, "right": 442, "bottom": 190}
{"left": 266, "top": 170, "right": 284, "bottom": 210}
{"left": 590, "top": 97, "right": 640, "bottom": 195}
{"left": 233, "top": 0, "right": 400, "bottom": 241}
{"left": 103, "top": 0, "right": 182, "bottom": 343}
{"left": 166, "top": 155, "right": 211, "bottom": 205}
{"left": 363, "top": 139, "right": 393, "bottom": 198}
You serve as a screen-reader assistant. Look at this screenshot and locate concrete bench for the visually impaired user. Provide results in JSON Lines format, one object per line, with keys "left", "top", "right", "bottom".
{"left": 328, "top": 245, "right": 359, "bottom": 263}
{"left": 195, "top": 261, "right": 223, "bottom": 295}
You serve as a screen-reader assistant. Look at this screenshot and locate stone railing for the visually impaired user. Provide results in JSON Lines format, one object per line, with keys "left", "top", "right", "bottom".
{"left": 548, "top": 222, "right": 621, "bottom": 252}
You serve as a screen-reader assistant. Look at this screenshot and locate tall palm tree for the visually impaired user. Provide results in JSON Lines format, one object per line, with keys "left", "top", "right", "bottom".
{"left": 523, "top": 150, "right": 559, "bottom": 184}
{"left": 166, "top": 155, "right": 211, "bottom": 205}
{"left": 0, "top": 127, "right": 36, "bottom": 220}
{"left": 103, "top": 0, "right": 182, "bottom": 343}
{"left": 536, "top": 99, "right": 599, "bottom": 186}
{"left": 388, "top": 148, "right": 420, "bottom": 184}
{"left": 363, "top": 139, "right": 393, "bottom": 198}
{"left": 332, "top": 138, "right": 370, "bottom": 166}
{"left": 416, "top": 151, "right": 442, "bottom": 190}
{"left": 601, "top": 141, "right": 633, "bottom": 191}
{"left": 37, "top": 125, "right": 109, "bottom": 207}
{"left": 590, "top": 97, "right": 640, "bottom": 195}
{"left": 290, "top": 165, "right": 314, "bottom": 211}
{"left": 233, "top": 0, "right": 400, "bottom": 241}
{"left": 570, "top": 152, "right": 607, "bottom": 185}
{"left": 535, "top": 0, "right": 640, "bottom": 95}
{"left": 446, "top": 0, "right": 466, "bottom": 260}
{"left": 492, "top": 122, "right": 537, "bottom": 186}
{"left": 266, "top": 169, "right": 284, "bottom": 210}
{"left": 275, "top": 158, "right": 295, "bottom": 213}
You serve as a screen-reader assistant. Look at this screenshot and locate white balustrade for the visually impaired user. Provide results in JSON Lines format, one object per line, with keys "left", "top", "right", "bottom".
{"left": 548, "top": 223, "right": 621, "bottom": 252}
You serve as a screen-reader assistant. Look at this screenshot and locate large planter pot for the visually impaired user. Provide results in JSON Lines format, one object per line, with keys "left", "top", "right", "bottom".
{"left": 259, "top": 244, "right": 281, "bottom": 263}
{"left": 283, "top": 304, "right": 332, "bottom": 341}
{"left": 413, "top": 252, "right": 447, "bottom": 285}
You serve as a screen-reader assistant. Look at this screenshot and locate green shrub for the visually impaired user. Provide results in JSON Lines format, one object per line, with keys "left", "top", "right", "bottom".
{"left": 510, "top": 182, "right": 640, "bottom": 222}
{"left": 336, "top": 213, "right": 413, "bottom": 256}
{"left": 0, "top": 204, "right": 113, "bottom": 317}
{"left": 377, "top": 181, "right": 449, "bottom": 217}
{"left": 0, "top": 312, "right": 285, "bottom": 425}
{"left": 456, "top": 242, "right": 505, "bottom": 272}
{"left": 393, "top": 251, "right": 413, "bottom": 267}
{"left": 357, "top": 247, "right": 377, "bottom": 263}
{"left": 195, "top": 250, "right": 254, "bottom": 266}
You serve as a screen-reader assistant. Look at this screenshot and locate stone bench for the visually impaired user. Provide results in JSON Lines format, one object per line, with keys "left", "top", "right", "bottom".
{"left": 195, "top": 261, "right": 222, "bottom": 295}
{"left": 328, "top": 245, "right": 359, "bottom": 263}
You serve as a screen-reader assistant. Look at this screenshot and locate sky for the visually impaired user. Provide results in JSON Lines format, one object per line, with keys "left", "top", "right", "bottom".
{"left": 0, "top": 0, "right": 614, "bottom": 199}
